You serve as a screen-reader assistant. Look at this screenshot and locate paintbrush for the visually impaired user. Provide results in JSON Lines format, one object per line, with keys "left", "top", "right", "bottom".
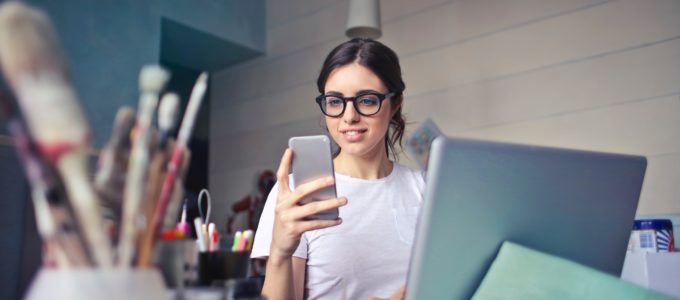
{"left": 94, "top": 106, "right": 135, "bottom": 232}
{"left": 8, "top": 119, "right": 91, "bottom": 268}
{"left": 161, "top": 75, "right": 208, "bottom": 233}
{"left": 162, "top": 148, "right": 191, "bottom": 230}
{"left": 157, "top": 92, "right": 179, "bottom": 149}
{"left": 0, "top": 88, "right": 92, "bottom": 268}
{"left": 117, "top": 65, "right": 170, "bottom": 267}
{"left": 0, "top": 2, "right": 113, "bottom": 267}
{"left": 158, "top": 74, "right": 207, "bottom": 231}
{"left": 148, "top": 73, "right": 207, "bottom": 254}
{"left": 136, "top": 92, "right": 180, "bottom": 266}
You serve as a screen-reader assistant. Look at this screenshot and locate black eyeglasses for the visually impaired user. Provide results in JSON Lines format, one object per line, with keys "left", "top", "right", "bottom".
{"left": 315, "top": 91, "right": 395, "bottom": 117}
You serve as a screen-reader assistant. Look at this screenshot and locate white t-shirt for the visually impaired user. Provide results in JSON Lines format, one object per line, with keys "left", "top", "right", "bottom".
{"left": 251, "top": 163, "right": 425, "bottom": 299}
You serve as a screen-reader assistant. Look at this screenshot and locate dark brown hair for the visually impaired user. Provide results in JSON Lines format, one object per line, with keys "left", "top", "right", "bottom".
{"left": 317, "top": 38, "right": 406, "bottom": 160}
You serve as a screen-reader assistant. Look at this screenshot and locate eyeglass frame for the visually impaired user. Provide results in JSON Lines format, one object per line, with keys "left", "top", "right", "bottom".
{"left": 315, "top": 91, "right": 396, "bottom": 117}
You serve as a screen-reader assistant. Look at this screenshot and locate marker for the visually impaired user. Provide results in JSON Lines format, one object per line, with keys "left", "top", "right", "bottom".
{"left": 176, "top": 200, "right": 190, "bottom": 237}
{"left": 194, "top": 217, "right": 207, "bottom": 252}
{"left": 232, "top": 231, "right": 242, "bottom": 252}
{"left": 208, "top": 223, "right": 216, "bottom": 251}
{"left": 211, "top": 225, "right": 220, "bottom": 251}
{"left": 202, "top": 224, "right": 208, "bottom": 246}
{"left": 236, "top": 231, "right": 248, "bottom": 252}
{"left": 244, "top": 230, "right": 254, "bottom": 251}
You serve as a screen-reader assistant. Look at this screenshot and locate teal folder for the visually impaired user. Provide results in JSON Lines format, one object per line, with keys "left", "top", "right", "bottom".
{"left": 472, "top": 242, "right": 672, "bottom": 300}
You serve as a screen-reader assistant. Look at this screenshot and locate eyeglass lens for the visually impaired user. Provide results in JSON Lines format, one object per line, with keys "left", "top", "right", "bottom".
{"left": 321, "top": 94, "right": 382, "bottom": 116}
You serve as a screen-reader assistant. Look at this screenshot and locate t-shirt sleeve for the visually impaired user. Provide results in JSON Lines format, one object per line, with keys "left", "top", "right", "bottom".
{"left": 250, "top": 181, "right": 309, "bottom": 260}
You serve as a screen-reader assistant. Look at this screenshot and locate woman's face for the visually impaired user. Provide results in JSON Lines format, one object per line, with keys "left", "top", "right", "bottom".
{"left": 322, "top": 62, "right": 396, "bottom": 159}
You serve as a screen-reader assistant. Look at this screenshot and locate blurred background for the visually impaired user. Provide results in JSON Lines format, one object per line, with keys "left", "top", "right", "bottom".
{"left": 0, "top": 0, "right": 679, "bottom": 298}
{"left": 210, "top": 0, "right": 680, "bottom": 227}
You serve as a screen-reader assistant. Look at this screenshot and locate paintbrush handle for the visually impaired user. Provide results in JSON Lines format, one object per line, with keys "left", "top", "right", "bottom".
{"left": 118, "top": 95, "right": 159, "bottom": 267}
{"left": 57, "top": 151, "right": 114, "bottom": 267}
{"left": 139, "top": 146, "right": 184, "bottom": 265}
{"left": 140, "top": 73, "right": 206, "bottom": 259}
{"left": 34, "top": 193, "right": 92, "bottom": 267}
{"left": 135, "top": 150, "right": 169, "bottom": 267}
{"left": 94, "top": 106, "right": 135, "bottom": 213}
{"left": 118, "top": 65, "right": 169, "bottom": 267}
{"left": 162, "top": 150, "right": 191, "bottom": 230}
{"left": 176, "top": 73, "right": 208, "bottom": 146}
{"left": 152, "top": 147, "right": 184, "bottom": 234}
{"left": 4, "top": 105, "right": 92, "bottom": 267}
{"left": 30, "top": 180, "right": 86, "bottom": 268}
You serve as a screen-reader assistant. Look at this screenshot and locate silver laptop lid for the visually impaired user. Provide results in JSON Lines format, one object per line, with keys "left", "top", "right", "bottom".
{"left": 406, "top": 137, "right": 647, "bottom": 300}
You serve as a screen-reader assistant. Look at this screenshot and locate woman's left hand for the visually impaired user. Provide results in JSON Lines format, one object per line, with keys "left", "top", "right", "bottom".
{"left": 367, "top": 286, "right": 405, "bottom": 300}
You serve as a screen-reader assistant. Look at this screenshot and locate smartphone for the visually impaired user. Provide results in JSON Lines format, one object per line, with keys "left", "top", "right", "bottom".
{"left": 288, "top": 135, "right": 339, "bottom": 220}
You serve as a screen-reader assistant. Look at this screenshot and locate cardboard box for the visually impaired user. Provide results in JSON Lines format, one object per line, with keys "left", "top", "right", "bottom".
{"left": 621, "top": 251, "right": 680, "bottom": 298}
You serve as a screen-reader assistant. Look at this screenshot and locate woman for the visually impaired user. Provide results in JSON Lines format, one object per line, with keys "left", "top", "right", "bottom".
{"left": 251, "top": 38, "right": 425, "bottom": 300}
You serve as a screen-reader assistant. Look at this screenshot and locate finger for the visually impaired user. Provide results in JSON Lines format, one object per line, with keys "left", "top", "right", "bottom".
{"left": 287, "top": 176, "right": 335, "bottom": 205}
{"left": 276, "top": 148, "right": 293, "bottom": 194}
{"left": 297, "top": 218, "right": 342, "bottom": 233}
{"left": 287, "top": 197, "right": 347, "bottom": 220}
{"left": 390, "top": 286, "right": 406, "bottom": 300}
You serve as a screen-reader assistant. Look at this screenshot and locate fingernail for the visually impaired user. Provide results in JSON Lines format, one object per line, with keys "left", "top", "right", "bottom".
{"left": 327, "top": 177, "right": 335, "bottom": 183}
{"left": 341, "top": 197, "right": 348, "bottom": 204}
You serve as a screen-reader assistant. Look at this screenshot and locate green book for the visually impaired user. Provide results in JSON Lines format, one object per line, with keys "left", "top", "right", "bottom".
{"left": 472, "top": 242, "right": 672, "bottom": 300}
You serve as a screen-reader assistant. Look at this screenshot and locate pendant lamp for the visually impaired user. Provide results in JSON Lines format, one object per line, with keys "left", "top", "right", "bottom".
{"left": 345, "top": 0, "right": 382, "bottom": 39}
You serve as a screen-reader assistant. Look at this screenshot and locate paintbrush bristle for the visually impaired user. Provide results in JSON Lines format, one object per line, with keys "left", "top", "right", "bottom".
{"left": 0, "top": 1, "right": 88, "bottom": 146}
{"left": 158, "top": 92, "right": 179, "bottom": 131}
{"left": 139, "top": 65, "right": 169, "bottom": 93}
{"left": 0, "top": 2, "right": 65, "bottom": 83}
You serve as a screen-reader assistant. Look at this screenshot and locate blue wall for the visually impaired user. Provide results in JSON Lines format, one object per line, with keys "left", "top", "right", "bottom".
{"left": 26, "top": 0, "right": 265, "bottom": 146}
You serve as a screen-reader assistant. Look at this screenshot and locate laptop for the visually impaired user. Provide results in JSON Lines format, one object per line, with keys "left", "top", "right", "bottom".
{"left": 405, "top": 137, "right": 647, "bottom": 300}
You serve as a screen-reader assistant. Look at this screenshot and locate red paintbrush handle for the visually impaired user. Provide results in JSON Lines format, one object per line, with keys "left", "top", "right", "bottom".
{"left": 150, "top": 146, "right": 184, "bottom": 238}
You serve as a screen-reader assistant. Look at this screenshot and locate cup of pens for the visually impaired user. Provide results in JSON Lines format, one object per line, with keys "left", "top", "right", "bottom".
{"left": 196, "top": 227, "right": 253, "bottom": 286}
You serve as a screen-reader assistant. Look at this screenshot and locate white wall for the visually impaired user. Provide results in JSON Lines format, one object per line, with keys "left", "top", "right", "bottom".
{"left": 209, "top": 0, "right": 680, "bottom": 230}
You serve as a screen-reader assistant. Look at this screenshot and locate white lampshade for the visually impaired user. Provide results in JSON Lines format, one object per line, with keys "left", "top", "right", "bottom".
{"left": 345, "top": 0, "right": 382, "bottom": 39}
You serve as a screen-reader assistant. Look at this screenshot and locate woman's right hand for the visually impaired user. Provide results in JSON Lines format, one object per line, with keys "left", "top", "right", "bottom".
{"left": 269, "top": 148, "right": 347, "bottom": 259}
